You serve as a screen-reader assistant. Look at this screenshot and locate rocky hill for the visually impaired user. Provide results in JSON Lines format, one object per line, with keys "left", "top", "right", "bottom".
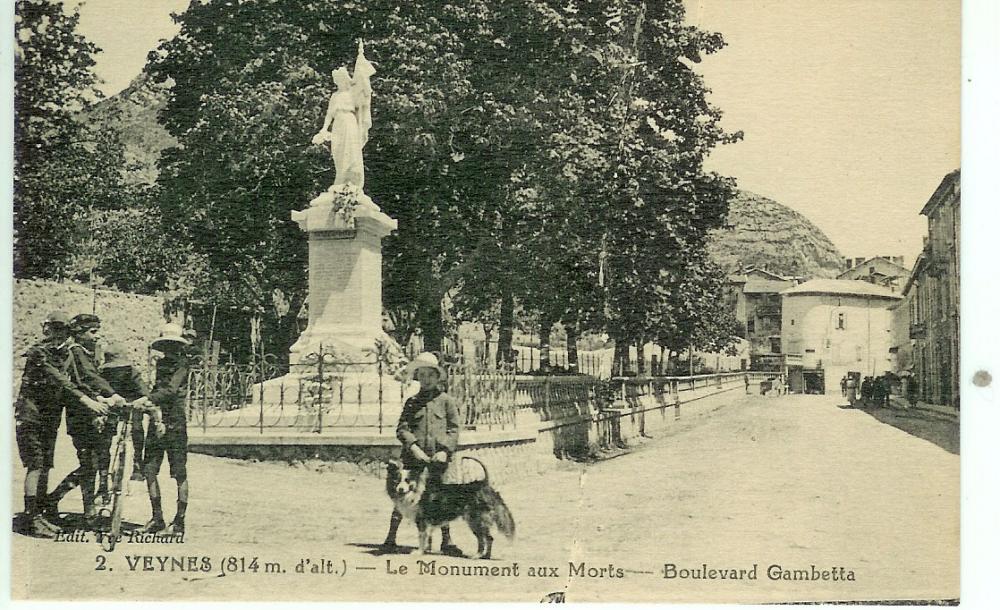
{"left": 88, "top": 74, "right": 175, "bottom": 186}
{"left": 707, "top": 191, "right": 844, "bottom": 279}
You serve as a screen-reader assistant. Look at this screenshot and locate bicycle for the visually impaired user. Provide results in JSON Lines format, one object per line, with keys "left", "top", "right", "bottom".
{"left": 99, "top": 398, "right": 161, "bottom": 552}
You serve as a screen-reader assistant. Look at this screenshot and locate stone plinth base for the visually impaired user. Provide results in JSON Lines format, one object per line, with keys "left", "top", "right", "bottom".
{"left": 289, "top": 187, "right": 399, "bottom": 365}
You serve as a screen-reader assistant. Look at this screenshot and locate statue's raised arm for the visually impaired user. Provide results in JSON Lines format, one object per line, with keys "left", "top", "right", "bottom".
{"left": 311, "top": 41, "right": 377, "bottom": 190}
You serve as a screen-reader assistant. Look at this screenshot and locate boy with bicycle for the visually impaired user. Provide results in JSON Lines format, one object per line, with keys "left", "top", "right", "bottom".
{"left": 96, "top": 343, "right": 165, "bottom": 504}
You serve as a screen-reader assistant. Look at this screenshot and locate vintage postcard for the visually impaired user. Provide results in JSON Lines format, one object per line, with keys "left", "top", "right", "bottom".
{"left": 8, "top": 0, "right": 974, "bottom": 604}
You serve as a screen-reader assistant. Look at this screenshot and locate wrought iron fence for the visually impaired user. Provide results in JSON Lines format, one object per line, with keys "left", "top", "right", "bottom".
{"left": 444, "top": 359, "right": 517, "bottom": 430}
{"left": 184, "top": 349, "right": 766, "bottom": 436}
{"left": 185, "top": 348, "right": 521, "bottom": 435}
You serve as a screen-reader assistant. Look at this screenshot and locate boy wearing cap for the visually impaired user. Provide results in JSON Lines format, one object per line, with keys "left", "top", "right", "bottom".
{"left": 47, "top": 313, "right": 122, "bottom": 525}
{"left": 381, "top": 352, "right": 463, "bottom": 555}
{"left": 140, "top": 324, "right": 192, "bottom": 534}
{"left": 96, "top": 343, "right": 164, "bottom": 504}
{"left": 15, "top": 311, "right": 99, "bottom": 536}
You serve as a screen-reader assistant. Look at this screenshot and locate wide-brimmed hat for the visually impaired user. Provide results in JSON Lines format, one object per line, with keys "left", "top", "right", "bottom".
{"left": 69, "top": 313, "right": 101, "bottom": 334}
{"left": 401, "top": 352, "right": 446, "bottom": 380}
{"left": 150, "top": 323, "right": 190, "bottom": 352}
{"left": 99, "top": 342, "right": 132, "bottom": 370}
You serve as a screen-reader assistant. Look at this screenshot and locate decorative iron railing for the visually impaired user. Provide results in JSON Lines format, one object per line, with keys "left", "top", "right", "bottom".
{"left": 185, "top": 347, "right": 767, "bottom": 436}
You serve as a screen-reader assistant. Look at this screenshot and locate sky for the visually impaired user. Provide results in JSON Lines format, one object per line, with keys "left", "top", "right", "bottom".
{"left": 73, "top": 0, "right": 960, "bottom": 267}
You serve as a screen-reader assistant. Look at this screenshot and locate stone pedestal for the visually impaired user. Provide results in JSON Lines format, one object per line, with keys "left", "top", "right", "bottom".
{"left": 289, "top": 188, "right": 398, "bottom": 365}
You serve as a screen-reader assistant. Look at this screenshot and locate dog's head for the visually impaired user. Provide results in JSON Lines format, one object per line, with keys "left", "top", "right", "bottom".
{"left": 385, "top": 460, "right": 427, "bottom": 502}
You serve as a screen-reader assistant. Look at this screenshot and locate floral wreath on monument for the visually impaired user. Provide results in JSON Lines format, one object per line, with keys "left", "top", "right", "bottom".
{"left": 308, "top": 183, "right": 362, "bottom": 225}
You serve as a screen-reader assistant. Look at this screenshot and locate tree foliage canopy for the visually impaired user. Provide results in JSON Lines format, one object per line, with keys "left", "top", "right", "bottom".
{"left": 17, "top": 0, "right": 744, "bottom": 364}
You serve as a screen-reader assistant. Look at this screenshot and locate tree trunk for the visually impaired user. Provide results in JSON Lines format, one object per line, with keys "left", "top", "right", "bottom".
{"left": 636, "top": 338, "right": 646, "bottom": 376}
{"left": 612, "top": 337, "right": 628, "bottom": 377}
{"left": 539, "top": 318, "right": 553, "bottom": 373}
{"left": 418, "top": 289, "right": 444, "bottom": 354}
{"left": 497, "top": 291, "right": 515, "bottom": 366}
{"left": 481, "top": 324, "right": 493, "bottom": 365}
{"left": 566, "top": 322, "right": 579, "bottom": 374}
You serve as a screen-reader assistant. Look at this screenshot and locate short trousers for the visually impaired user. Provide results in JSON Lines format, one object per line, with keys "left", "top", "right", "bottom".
{"left": 16, "top": 419, "right": 59, "bottom": 470}
{"left": 144, "top": 425, "right": 188, "bottom": 480}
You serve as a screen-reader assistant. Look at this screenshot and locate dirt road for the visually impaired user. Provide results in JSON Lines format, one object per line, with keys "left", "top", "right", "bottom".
{"left": 11, "top": 392, "right": 959, "bottom": 603}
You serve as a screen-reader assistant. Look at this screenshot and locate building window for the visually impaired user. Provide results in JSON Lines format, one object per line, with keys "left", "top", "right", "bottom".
{"left": 837, "top": 313, "right": 845, "bottom": 330}
{"left": 747, "top": 319, "right": 755, "bottom": 334}
{"left": 790, "top": 319, "right": 795, "bottom": 326}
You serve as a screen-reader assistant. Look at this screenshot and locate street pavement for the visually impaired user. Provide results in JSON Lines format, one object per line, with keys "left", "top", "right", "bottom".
{"left": 11, "top": 392, "right": 959, "bottom": 603}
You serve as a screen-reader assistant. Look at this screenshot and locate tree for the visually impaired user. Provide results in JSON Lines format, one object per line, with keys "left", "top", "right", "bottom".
{"left": 14, "top": 0, "right": 102, "bottom": 278}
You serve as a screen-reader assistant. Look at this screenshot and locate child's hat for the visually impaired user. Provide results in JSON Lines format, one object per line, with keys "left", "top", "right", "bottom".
{"left": 151, "top": 323, "right": 190, "bottom": 352}
{"left": 100, "top": 342, "right": 132, "bottom": 370}
{"left": 401, "top": 352, "right": 447, "bottom": 380}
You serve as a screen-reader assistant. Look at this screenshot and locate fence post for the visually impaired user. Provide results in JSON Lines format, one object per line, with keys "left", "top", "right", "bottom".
{"left": 377, "top": 354, "right": 384, "bottom": 435}
{"left": 317, "top": 345, "right": 324, "bottom": 435}
{"left": 258, "top": 362, "right": 264, "bottom": 435}
{"left": 200, "top": 367, "right": 207, "bottom": 434}
{"left": 543, "top": 375, "right": 551, "bottom": 411}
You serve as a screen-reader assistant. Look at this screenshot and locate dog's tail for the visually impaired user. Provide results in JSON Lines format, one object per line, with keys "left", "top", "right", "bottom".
{"left": 460, "top": 455, "right": 490, "bottom": 483}
{"left": 485, "top": 487, "right": 516, "bottom": 539}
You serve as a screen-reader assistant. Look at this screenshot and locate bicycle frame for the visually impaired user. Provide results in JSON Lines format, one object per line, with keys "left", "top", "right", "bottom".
{"left": 100, "top": 405, "right": 136, "bottom": 552}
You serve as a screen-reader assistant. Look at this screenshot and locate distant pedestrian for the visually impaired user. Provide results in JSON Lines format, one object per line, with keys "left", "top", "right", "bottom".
{"left": 878, "top": 376, "right": 891, "bottom": 408}
{"left": 744, "top": 374, "right": 750, "bottom": 395}
{"left": 840, "top": 376, "right": 848, "bottom": 397}
{"left": 860, "top": 376, "right": 872, "bottom": 406}
{"left": 871, "top": 376, "right": 885, "bottom": 408}
{"left": 846, "top": 376, "right": 858, "bottom": 407}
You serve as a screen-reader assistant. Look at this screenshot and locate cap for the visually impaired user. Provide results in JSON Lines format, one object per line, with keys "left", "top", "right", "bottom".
{"left": 43, "top": 310, "right": 71, "bottom": 327}
{"left": 69, "top": 313, "right": 101, "bottom": 334}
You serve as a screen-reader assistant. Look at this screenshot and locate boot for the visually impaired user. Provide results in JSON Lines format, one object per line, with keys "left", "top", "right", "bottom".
{"left": 34, "top": 513, "right": 62, "bottom": 535}
{"left": 380, "top": 510, "right": 402, "bottom": 551}
{"left": 166, "top": 515, "right": 185, "bottom": 535}
{"left": 139, "top": 517, "right": 166, "bottom": 534}
{"left": 38, "top": 494, "right": 60, "bottom": 521}
{"left": 28, "top": 515, "right": 59, "bottom": 539}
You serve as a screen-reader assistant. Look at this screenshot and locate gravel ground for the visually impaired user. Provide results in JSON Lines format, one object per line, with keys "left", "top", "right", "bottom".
{"left": 11, "top": 392, "right": 959, "bottom": 603}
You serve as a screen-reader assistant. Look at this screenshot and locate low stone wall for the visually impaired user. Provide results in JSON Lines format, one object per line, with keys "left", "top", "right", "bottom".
{"left": 186, "top": 374, "right": 750, "bottom": 484}
{"left": 13, "top": 278, "right": 168, "bottom": 386}
{"left": 522, "top": 373, "right": 753, "bottom": 459}
{"left": 187, "top": 429, "right": 548, "bottom": 488}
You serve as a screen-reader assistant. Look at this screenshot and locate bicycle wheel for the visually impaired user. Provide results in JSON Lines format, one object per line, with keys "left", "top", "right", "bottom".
{"left": 106, "top": 431, "right": 134, "bottom": 550}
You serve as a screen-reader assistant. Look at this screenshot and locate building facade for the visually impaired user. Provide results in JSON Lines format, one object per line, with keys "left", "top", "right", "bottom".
{"left": 727, "top": 268, "right": 797, "bottom": 371}
{"left": 896, "top": 170, "right": 960, "bottom": 409}
{"left": 781, "top": 279, "right": 901, "bottom": 394}
{"left": 838, "top": 256, "right": 910, "bottom": 291}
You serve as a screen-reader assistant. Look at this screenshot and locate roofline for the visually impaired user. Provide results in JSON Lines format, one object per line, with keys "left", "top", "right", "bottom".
{"left": 782, "top": 290, "right": 902, "bottom": 300}
{"left": 901, "top": 253, "right": 928, "bottom": 296}
{"left": 920, "top": 169, "right": 960, "bottom": 216}
{"left": 836, "top": 256, "right": 910, "bottom": 278}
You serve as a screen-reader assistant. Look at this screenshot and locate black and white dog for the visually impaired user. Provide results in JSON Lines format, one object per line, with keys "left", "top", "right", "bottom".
{"left": 385, "top": 457, "right": 515, "bottom": 559}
